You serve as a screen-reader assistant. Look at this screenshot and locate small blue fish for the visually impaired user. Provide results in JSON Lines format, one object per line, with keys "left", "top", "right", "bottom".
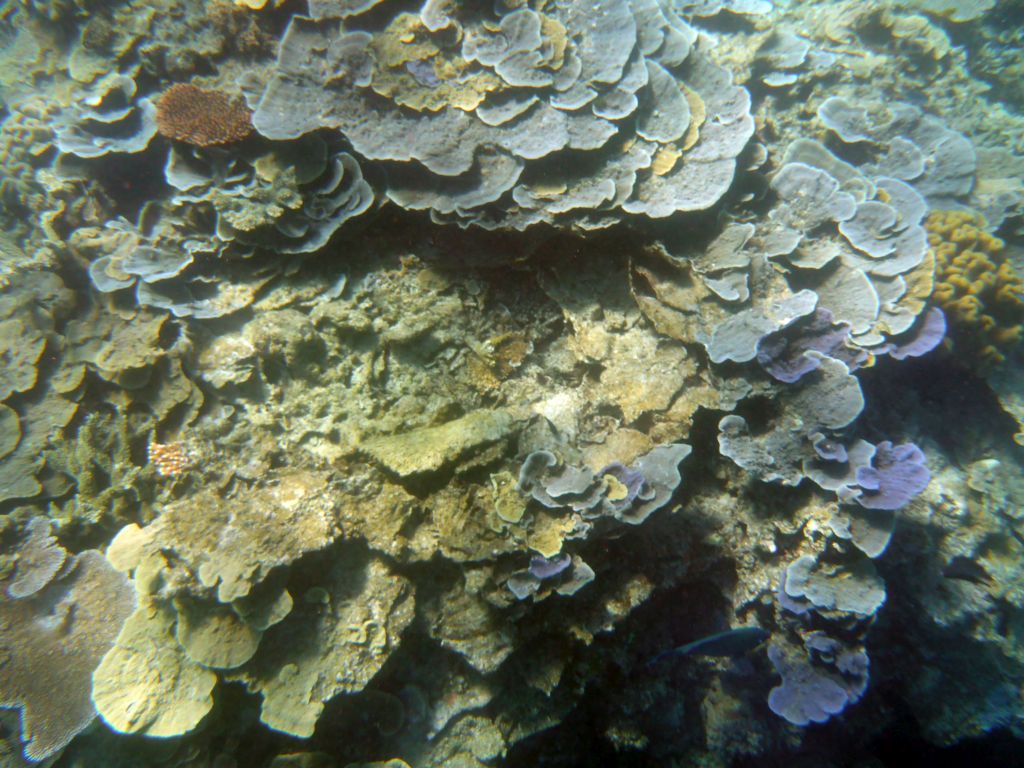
{"left": 645, "top": 626, "right": 770, "bottom": 668}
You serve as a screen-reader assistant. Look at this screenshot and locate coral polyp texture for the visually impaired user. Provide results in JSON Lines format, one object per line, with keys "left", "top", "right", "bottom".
{"left": 253, "top": 0, "right": 754, "bottom": 229}
{"left": 155, "top": 83, "right": 254, "bottom": 147}
{"left": 927, "top": 209, "right": 1024, "bottom": 369}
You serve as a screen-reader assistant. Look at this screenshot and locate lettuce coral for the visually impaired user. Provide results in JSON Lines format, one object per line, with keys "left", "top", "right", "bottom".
{"left": 927, "top": 209, "right": 1024, "bottom": 369}
{"left": 253, "top": 0, "right": 754, "bottom": 229}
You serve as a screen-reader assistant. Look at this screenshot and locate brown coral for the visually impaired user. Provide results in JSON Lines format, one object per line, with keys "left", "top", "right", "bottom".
{"left": 927, "top": 209, "right": 1024, "bottom": 369}
{"left": 156, "top": 83, "right": 253, "bottom": 147}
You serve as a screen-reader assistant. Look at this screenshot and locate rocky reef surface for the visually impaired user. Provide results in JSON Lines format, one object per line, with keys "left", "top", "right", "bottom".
{"left": 0, "top": 0, "right": 1023, "bottom": 766}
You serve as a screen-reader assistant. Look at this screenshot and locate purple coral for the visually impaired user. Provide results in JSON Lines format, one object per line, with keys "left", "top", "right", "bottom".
{"left": 767, "top": 644, "right": 851, "bottom": 726}
{"left": 516, "top": 443, "right": 690, "bottom": 524}
{"left": 529, "top": 553, "right": 572, "bottom": 580}
{"left": 756, "top": 308, "right": 867, "bottom": 383}
{"left": 617, "top": 443, "right": 692, "bottom": 524}
{"left": 855, "top": 441, "right": 930, "bottom": 511}
{"left": 517, "top": 451, "right": 605, "bottom": 512}
{"left": 811, "top": 433, "right": 848, "bottom": 463}
{"left": 597, "top": 461, "right": 646, "bottom": 511}
{"left": 776, "top": 569, "right": 811, "bottom": 616}
{"left": 767, "top": 640, "right": 869, "bottom": 726}
{"left": 876, "top": 307, "right": 946, "bottom": 361}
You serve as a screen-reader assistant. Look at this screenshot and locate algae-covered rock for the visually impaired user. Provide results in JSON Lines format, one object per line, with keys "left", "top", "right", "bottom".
{"left": 62, "top": 306, "right": 170, "bottom": 387}
{"left": 45, "top": 409, "right": 152, "bottom": 533}
{"left": 0, "top": 404, "right": 22, "bottom": 461}
{"left": 897, "top": 0, "right": 994, "bottom": 22}
{"left": 423, "top": 573, "right": 515, "bottom": 674}
{"left": 966, "top": 458, "right": 1024, "bottom": 524}
{"left": 360, "top": 409, "right": 518, "bottom": 478}
{"left": 0, "top": 318, "right": 45, "bottom": 400}
{"left": 195, "top": 332, "right": 258, "bottom": 389}
{"left": 117, "top": 468, "right": 338, "bottom": 602}
{"left": 416, "top": 714, "right": 506, "bottom": 767}
{"left": 233, "top": 547, "right": 415, "bottom": 737}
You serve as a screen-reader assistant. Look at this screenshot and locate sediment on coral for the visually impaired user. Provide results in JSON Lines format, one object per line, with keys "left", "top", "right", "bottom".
{"left": 0, "top": 517, "right": 135, "bottom": 761}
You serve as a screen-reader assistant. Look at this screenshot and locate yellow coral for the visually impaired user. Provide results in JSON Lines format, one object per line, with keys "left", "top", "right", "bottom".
{"left": 927, "top": 209, "right": 1024, "bottom": 369}
{"left": 369, "top": 13, "right": 501, "bottom": 113}
{"left": 233, "top": 0, "right": 284, "bottom": 8}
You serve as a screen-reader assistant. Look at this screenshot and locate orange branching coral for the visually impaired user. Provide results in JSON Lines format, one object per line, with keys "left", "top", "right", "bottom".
{"left": 927, "top": 209, "right": 1024, "bottom": 369}
{"left": 155, "top": 83, "right": 253, "bottom": 147}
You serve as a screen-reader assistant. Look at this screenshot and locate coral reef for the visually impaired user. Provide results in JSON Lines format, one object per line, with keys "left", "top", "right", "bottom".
{"left": 928, "top": 209, "right": 1024, "bottom": 369}
{"left": 2, "top": 0, "right": 1024, "bottom": 765}
{"left": 54, "top": 72, "right": 157, "bottom": 158}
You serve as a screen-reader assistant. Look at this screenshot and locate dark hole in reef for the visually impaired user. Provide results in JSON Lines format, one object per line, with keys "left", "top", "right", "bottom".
{"left": 582, "top": 360, "right": 606, "bottom": 382}
{"left": 684, "top": 404, "right": 733, "bottom": 476}
{"left": 157, "top": 319, "right": 182, "bottom": 351}
{"left": 821, "top": 130, "right": 881, "bottom": 168}
{"left": 629, "top": 411, "right": 662, "bottom": 437}
{"left": 995, "top": 212, "right": 1024, "bottom": 247}
{"left": 344, "top": 0, "right": 423, "bottom": 32}
{"left": 77, "top": 143, "right": 168, "bottom": 222}
{"left": 854, "top": 11, "right": 899, "bottom": 48}
{"left": 128, "top": 429, "right": 150, "bottom": 468}
{"left": 858, "top": 352, "right": 1018, "bottom": 459}
{"left": 731, "top": 394, "right": 778, "bottom": 434}
{"left": 89, "top": 462, "right": 112, "bottom": 493}
{"left": 156, "top": 393, "right": 196, "bottom": 440}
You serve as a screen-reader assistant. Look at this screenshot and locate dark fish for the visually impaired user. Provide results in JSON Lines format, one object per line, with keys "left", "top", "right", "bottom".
{"left": 645, "top": 626, "right": 770, "bottom": 668}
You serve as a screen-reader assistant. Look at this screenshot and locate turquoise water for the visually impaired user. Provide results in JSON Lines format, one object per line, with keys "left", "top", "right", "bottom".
{"left": 1, "top": 0, "right": 1022, "bottom": 765}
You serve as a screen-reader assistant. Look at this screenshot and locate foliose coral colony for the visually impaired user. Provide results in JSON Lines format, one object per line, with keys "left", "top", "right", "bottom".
{"left": 0, "top": 0, "right": 1023, "bottom": 765}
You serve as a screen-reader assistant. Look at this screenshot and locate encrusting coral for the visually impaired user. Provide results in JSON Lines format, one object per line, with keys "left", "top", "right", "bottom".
{"left": 156, "top": 83, "right": 253, "bottom": 147}
{"left": 927, "top": 209, "right": 1024, "bottom": 369}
